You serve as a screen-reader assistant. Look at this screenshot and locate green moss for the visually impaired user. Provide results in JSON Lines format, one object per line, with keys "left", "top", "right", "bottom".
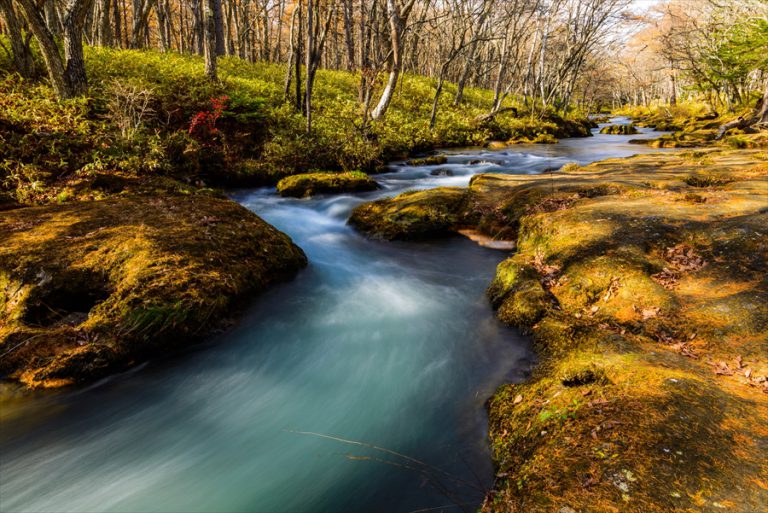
{"left": 0, "top": 195, "right": 307, "bottom": 388}
{"left": 531, "top": 133, "right": 559, "bottom": 144}
{"left": 497, "top": 277, "right": 551, "bottom": 327}
{"left": 276, "top": 171, "right": 378, "bottom": 197}
{"left": 349, "top": 187, "right": 468, "bottom": 240}
{"left": 406, "top": 155, "right": 448, "bottom": 166}
{"left": 599, "top": 124, "right": 638, "bottom": 135}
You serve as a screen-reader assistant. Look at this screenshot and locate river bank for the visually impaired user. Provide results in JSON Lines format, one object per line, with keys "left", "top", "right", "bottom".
{"left": 352, "top": 148, "right": 768, "bottom": 512}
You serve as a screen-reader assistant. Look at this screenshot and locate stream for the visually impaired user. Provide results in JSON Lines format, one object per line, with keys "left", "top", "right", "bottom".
{"left": 0, "top": 119, "right": 667, "bottom": 513}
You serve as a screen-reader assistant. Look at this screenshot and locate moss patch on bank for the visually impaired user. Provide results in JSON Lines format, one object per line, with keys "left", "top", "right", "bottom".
{"left": 0, "top": 195, "right": 307, "bottom": 388}
{"left": 277, "top": 171, "right": 378, "bottom": 197}
{"left": 351, "top": 149, "right": 768, "bottom": 512}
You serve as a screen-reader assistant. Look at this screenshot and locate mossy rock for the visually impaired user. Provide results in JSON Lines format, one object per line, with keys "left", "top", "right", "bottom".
{"left": 228, "top": 160, "right": 296, "bottom": 187}
{"left": 600, "top": 124, "right": 639, "bottom": 135}
{"left": 406, "top": 155, "right": 448, "bottom": 166}
{"left": 487, "top": 141, "right": 509, "bottom": 150}
{"left": 531, "top": 133, "right": 558, "bottom": 144}
{"left": 276, "top": 171, "right": 378, "bottom": 198}
{"left": 0, "top": 195, "right": 307, "bottom": 388}
{"left": 349, "top": 187, "right": 468, "bottom": 240}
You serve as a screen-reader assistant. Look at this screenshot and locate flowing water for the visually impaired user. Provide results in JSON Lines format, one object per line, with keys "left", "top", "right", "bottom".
{"left": 0, "top": 120, "right": 667, "bottom": 513}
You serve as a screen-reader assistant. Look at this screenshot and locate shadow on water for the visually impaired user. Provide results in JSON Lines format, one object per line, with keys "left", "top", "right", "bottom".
{"left": 0, "top": 119, "right": 671, "bottom": 513}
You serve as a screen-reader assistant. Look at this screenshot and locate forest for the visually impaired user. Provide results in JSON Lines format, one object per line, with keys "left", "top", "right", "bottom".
{"left": 0, "top": 1, "right": 767, "bottom": 513}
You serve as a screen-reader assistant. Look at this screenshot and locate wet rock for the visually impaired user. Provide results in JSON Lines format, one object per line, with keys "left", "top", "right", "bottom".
{"left": 277, "top": 171, "right": 378, "bottom": 198}
{"left": 349, "top": 187, "right": 468, "bottom": 240}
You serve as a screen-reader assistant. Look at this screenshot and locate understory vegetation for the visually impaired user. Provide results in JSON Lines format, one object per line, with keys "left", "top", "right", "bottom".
{"left": 0, "top": 45, "right": 592, "bottom": 206}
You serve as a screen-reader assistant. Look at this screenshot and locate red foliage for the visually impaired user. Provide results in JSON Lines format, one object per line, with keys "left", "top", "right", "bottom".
{"left": 189, "top": 95, "right": 229, "bottom": 141}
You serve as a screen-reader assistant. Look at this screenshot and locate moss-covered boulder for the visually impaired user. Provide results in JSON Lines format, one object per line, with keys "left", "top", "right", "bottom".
{"left": 276, "top": 171, "right": 378, "bottom": 198}
{"left": 406, "top": 155, "right": 448, "bottom": 166}
{"left": 0, "top": 195, "right": 307, "bottom": 388}
{"left": 348, "top": 187, "right": 468, "bottom": 240}
{"left": 600, "top": 123, "right": 639, "bottom": 134}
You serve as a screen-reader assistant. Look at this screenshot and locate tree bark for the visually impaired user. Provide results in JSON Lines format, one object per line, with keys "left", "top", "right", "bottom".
{"left": 715, "top": 82, "right": 768, "bottom": 139}
{"left": 203, "top": 0, "right": 217, "bottom": 80}
{"left": 16, "top": 0, "right": 87, "bottom": 98}
{"left": 112, "top": 0, "right": 121, "bottom": 46}
{"left": 371, "top": 0, "right": 415, "bottom": 121}
{"left": 306, "top": 0, "right": 314, "bottom": 133}
{"left": 0, "top": 0, "right": 34, "bottom": 77}
{"left": 212, "top": 0, "right": 225, "bottom": 55}
{"left": 342, "top": 0, "right": 355, "bottom": 70}
{"left": 62, "top": 0, "right": 95, "bottom": 96}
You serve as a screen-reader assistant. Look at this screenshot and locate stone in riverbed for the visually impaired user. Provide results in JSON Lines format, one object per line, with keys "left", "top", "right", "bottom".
{"left": 406, "top": 155, "right": 448, "bottom": 166}
{"left": 277, "top": 171, "right": 378, "bottom": 198}
{"left": 600, "top": 123, "right": 639, "bottom": 135}
{"left": 349, "top": 187, "right": 468, "bottom": 240}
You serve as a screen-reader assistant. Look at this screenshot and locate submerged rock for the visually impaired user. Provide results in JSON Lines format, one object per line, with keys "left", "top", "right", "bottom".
{"left": 276, "top": 171, "right": 378, "bottom": 198}
{"left": 0, "top": 195, "right": 307, "bottom": 388}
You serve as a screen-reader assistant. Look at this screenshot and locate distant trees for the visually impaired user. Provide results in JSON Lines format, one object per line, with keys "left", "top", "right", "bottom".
{"left": 610, "top": 0, "right": 768, "bottom": 115}
{"left": 2, "top": 0, "right": 684, "bottom": 121}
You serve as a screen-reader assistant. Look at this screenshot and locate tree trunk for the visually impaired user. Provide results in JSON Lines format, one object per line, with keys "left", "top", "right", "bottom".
{"left": 342, "top": 0, "right": 355, "bottom": 70}
{"left": 283, "top": 6, "right": 298, "bottom": 102}
{"left": 112, "top": 0, "right": 121, "bottom": 46}
{"left": 715, "top": 82, "right": 768, "bottom": 139}
{"left": 295, "top": 1, "right": 302, "bottom": 111}
{"left": 191, "top": 0, "right": 203, "bottom": 54}
{"left": 0, "top": 0, "right": 34, "bottom": 77}
{"left": 44, "top": 0, "right": 62, "bottom": 36}
{"left": 203, "top": 0, "right": 217, "bottom": 80}
{"left": 15, "top": 0, "right": 68, "bottom": 97}
{"left": 371, "top": 0, "right": 413, "bottom": 121}
{"left": 212, "top": 0, "right": 225, "bottom": 55}
{"left": 429, "top": 76, "right": 444, "bottom": 129}
{"left": 305, "top": 0, "right": 314, "bottom": 134}
{"left": 61, "top": 0, "right": 94, "bottom": 96}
